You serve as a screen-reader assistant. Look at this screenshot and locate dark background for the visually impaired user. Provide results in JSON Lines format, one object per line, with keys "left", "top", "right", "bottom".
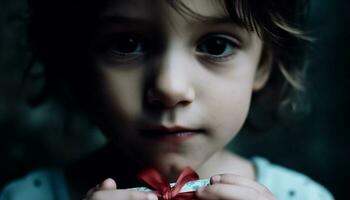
{"left": 0, "top": 0, "right": 348, "bottom": 199}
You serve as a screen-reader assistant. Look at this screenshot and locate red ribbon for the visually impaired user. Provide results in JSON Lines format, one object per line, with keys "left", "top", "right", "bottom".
{"left": 137, "top": 167, "right": 199, "bottom": 200}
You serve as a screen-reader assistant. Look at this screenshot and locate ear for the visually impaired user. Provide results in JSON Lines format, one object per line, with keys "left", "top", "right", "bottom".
{"left": 253, "top": 45, "right": 273, "bottom": 91}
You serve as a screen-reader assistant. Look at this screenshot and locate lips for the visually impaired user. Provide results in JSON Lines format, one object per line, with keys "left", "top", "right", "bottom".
{"left": 139, "top": 125, "right": 203, "bottom": 142}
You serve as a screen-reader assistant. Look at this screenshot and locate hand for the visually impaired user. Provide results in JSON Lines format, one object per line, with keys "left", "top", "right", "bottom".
{"left": 196, "top": 174, "right": 276, "bottom": 200}
{"left": 83, "top": 178, "right": 158, "bottom": 200}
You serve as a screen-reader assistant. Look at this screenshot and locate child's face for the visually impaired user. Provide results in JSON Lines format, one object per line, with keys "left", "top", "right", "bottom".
{"left": 90, "top": 0, "right": 269, "bottom": 175}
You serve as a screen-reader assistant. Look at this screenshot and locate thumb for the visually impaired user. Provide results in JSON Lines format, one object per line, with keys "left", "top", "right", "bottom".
{"left": 84, "top": 178, "right": 117, "bottom": 198}
{"left": 99, "top": 178, "right": 117, "bottom": 190}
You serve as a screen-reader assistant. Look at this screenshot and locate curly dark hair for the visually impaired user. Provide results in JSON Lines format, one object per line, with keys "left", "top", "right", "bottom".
{"left": 26, "top": 0, "right": 312, "bottom": 130}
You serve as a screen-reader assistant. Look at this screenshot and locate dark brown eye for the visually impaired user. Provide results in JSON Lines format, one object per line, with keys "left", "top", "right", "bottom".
{"left": 106, "top": 34, "right": 145, "bottom": 56}
{"left": 196, "top": 35, "right": 238, "bottom": 57}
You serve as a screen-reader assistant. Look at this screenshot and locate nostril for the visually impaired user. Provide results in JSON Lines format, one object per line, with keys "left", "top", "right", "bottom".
{"left": 147, "top": 89, "right": 158, "bottom": 103}
{"left": 147, "top": 91, "right": 174, "bottom": 108}
{"left": 146, "top": 88, "right": 194, "bottom": 108}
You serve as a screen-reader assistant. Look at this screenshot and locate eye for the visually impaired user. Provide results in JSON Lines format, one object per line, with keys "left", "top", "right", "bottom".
{"left": 101, "top": 33, "right": 146, "bottom": 59}
{"left": 196, "top": 34, "right": 239, "bottom": 59}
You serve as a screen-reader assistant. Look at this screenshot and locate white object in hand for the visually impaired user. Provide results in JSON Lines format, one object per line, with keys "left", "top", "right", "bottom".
{"left": 132, "top": 178, "right": 210, "bottom": 193}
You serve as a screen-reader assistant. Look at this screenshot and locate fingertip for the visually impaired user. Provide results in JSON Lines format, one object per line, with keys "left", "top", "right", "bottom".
{"left": 210, "top": 175, "right": 221, "bottom": 184}
{"left": 100, "top": 178, "right": 117, "bottom": 190}
{"left": 146, "top": 192, "right": 158, "bottom": 200}
{"left": 105, "top": 178, "right": 116, "bottom": 185}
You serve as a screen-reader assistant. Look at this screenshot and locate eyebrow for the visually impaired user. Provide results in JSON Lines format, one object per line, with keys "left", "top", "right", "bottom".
{"left": 95, "top": 14, "right": 249, "bottom": 43}
{"left": 98, "top": 15, "right": 155, "bottom": 25}
{"left": 196, "top": 16, "right": 236, "bottom": 24}
{"left": 98, "top": 14, "right": 236, "bottom": 26}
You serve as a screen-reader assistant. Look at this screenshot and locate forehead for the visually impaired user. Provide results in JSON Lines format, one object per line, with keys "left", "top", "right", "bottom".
{"left": 101, "top": 0, "right": 228, "bottom": 21}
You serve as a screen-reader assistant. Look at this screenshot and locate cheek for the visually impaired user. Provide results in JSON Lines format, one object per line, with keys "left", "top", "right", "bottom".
{"left": 209, "top": 88, "right": 251, "bottom": 133}
{"left": 98, "top": 68, "right": 144, "bottom": 123}
{"left": 200, "top": 72, "right": 255, "bottom": 139}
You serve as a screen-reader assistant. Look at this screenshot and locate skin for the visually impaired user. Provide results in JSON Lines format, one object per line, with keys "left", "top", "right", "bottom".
{"left": 82, "top": 0, "right": 276, "bottom": 199}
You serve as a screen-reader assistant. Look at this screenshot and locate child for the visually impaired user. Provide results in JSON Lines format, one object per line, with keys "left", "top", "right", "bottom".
{"left": 0, "top": 0, "right": 334, "bottom": 199}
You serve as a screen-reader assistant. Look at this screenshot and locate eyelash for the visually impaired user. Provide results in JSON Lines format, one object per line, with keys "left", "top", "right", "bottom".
{"left": 98, "top": 33, "right": 147, "bottom": 62}
{"left": 195, "top": 33, "right": 241, "bottom": 62}
{"left": 97, "top": 33, "right": 240, "bottom": 63}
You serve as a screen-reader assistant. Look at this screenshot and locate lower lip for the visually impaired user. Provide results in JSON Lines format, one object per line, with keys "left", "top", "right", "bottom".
{"left": 161, "top": 132, "right": 197, "bottom": 143}
{"left": 141, "top": 130, "right": 200, "bottom": 143}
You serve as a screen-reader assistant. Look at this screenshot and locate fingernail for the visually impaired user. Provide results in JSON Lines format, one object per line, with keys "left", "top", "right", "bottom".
{"left": 147, "top": 193, "right": 157, "bottom": 200}
{"left": 210, "top": 175, "right": 221, "bottom": 184}
{"left": 105, "top": 178, "right": 113, "bottom": 182}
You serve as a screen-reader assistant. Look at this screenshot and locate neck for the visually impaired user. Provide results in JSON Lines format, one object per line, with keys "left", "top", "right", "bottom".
{"left": 196, "top": 149, "right": 256, "bottom": 180}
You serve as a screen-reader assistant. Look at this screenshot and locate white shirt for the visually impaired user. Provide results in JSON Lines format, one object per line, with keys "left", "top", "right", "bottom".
{"left": 0, "top": 157, "right": 334, "bottom": 200}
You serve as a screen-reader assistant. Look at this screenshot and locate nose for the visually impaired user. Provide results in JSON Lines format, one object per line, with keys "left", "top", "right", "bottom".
{"left": 147, "top": 45, "right": 195, "bottom": 108}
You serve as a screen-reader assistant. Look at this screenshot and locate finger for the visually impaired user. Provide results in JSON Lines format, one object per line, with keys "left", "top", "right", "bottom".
{"left": 90, "top": 189, "right": 158, "bottom": 200}
{"left": 210, "top": 174, "right": 274, "bottom": 197}
{"left": 86, "top": 184, "right": 101, "bottom": 197}
{"left": 196, "top": 184, "right": 269, "bottom": 200}
{"left": 85, "top": 178, "right": 117, "bottom": 198}
{"left": 99, "top": 178, "right": 117, "bottom": 190}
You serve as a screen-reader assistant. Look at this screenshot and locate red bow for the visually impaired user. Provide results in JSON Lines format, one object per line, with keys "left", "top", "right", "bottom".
{"left": 138, "top": 167, "right": 199, "bottom": 200}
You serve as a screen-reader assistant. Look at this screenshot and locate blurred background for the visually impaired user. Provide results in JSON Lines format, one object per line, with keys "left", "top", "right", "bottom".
{"left": 0, "top": 0, "right": 348, "bottom": 199}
